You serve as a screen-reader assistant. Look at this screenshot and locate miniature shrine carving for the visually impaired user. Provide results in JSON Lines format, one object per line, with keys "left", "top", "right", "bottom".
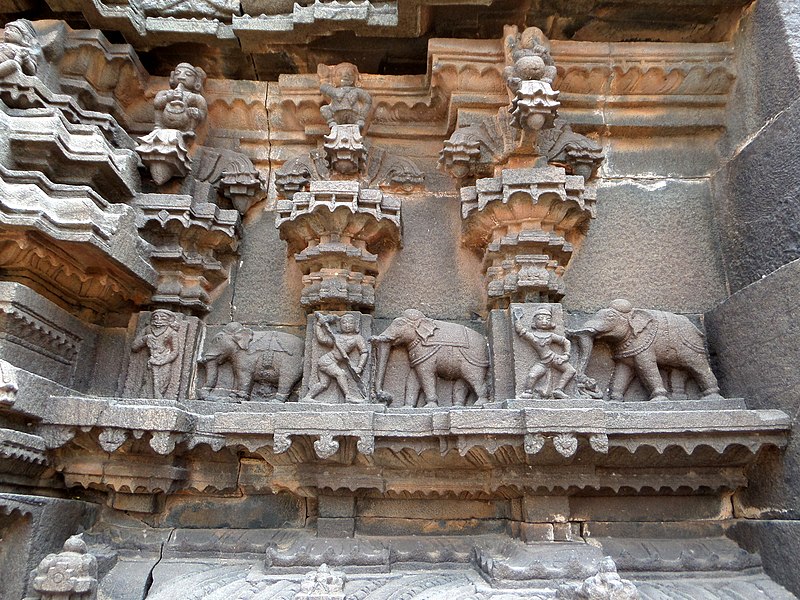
{"left": 26, "top": 535, "right": 98, "bottom": 600}
{"left": 570, "top": 299, "right": 723, "bottom": 402}
{"left": 514, "top": 305, "right": 576, "bottom": 399}
{"left": 304, "top": 312, "right": 369, "bottom": 404}
{"left": 136, "top": 62, "right": 208, "bottom": 185}
{"left": 296, "top": 563, "right": 346, "bottom": 600}
{"left": 372, "top": 309, "right": 489, "bottom": 408}
{"left": 199, "top": 322, "right": 304, "bottom": 402}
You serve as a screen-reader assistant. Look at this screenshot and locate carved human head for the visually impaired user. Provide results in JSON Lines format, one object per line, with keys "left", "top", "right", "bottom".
{"left": 151, "top": 309, "right": 176, "bottom": 328}
{"left": 4, "top": 19, "right": 37, "bottom": 48}
{"left": 339, "top": 313, "right": 358, "bottom": 333}
{"left": 334, "top": 63, "right": 358, "bottom": 87}
{"left": 170, "top": 63, "right": 206, "bottom": 92}
{"left": 533, "top": 307, "right": 554, "bottom": 330}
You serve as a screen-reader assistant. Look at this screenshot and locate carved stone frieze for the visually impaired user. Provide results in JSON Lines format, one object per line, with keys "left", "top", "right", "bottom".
{"left": 372, "top": 309, "right": 490, "bottom": 408}
{"left": 121, "top": 309, "right": 202, "bottom": 400}
{"left": 276, "top": 180, "right": 401, "bottom": 312}
{"left": 302, "top": 311, "right": 371, "bottom": 404}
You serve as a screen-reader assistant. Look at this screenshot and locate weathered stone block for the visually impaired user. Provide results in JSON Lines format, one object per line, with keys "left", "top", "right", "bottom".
{"left": 317, "top": 517, "right": 355, "bottom": 538}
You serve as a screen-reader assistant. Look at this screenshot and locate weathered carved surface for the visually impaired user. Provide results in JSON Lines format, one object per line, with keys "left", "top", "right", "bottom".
{"left": 0, "top": 4, "right": 795, "bottom": 599}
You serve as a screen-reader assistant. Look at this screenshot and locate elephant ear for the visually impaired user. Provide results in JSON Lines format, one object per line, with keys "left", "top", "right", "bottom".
{"left": 629, "top": 310, "right": 654, "bottom": 337}
{"left": 415, "top": 318, "right": 438, "bottom": 342}
{"left": 234, "top": 327, "right": 254, "bottom": 351}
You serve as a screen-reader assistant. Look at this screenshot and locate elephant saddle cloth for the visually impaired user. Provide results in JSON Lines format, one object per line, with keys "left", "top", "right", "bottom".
{"left": 418, "top": 320, "right": 470, "bottom": 347}
{"left": 614, "top": 310, "right": 706, "bottom": 359}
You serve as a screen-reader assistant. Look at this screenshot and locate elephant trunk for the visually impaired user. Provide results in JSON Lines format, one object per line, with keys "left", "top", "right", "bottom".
{"left": 569, "top": 329, "right": 596, "bottom": 378}
{"left": 372, "top": 338, "right": 393, "bottom": 403}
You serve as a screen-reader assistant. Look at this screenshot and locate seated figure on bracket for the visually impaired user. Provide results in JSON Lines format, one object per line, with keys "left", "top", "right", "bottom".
{"left": 515, "top": 306, "right": 576, "bottom": 399}
{"left": 319, "top": 62, "right": 372, "bottom": 131}
{"left": 0, "top": 19, "right": 40, "bottom": 78}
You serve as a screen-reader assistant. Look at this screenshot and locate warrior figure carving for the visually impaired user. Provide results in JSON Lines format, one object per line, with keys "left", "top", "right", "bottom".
{"left": 305, "top": 312, "right": 368, "bottom": 404}
{"left": 131, "top": 309, "right": 180, "bottom": 399}
{"left": 515, "top": 306, "right": 576, "bottom": 399}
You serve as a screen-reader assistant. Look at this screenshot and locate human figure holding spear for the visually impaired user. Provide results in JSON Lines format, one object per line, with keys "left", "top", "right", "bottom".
{"left": 304, "top": 312, "right": 368, "bottom": 403}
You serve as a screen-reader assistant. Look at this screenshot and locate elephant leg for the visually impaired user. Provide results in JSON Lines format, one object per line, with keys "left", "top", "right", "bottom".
{"left": 609, "top": 361, "right": 635, "bottom": 401}
{"left": 452, "top": 379, "right": 468, "bottom": 407}
{"left": 464, "top": 369, "right": 488, "bottom": 406}
{"left": 233, "top": 364, "right": 253, "bottom": 400}
{"left": 687, "top": 360, "right": 722, "bottom": 399}
{"left": 633, "top": 355, "right": 668, "bottom": 401}
{"left": 669, "top": 369, "right": 689, "bottom": 400}
{"left": 404, "top": 369, "right": 422, "bottom": 408}
{"left": 418, "top": 370, "right": 439, "bottom": 408}
{"left": 275, "top": 371, "right": 300, "bottom": 403}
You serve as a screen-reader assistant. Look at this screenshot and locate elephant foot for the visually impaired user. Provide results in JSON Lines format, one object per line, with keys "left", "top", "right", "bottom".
{"left": 346, "top": 395, "right": 366, "bottom": 404}
{"left": 424, "top": 401, "right": 438, "bottom": 408}
{"left": 520, "top": 391, "right": 535, "bottom": 400}
{"left": 272, "top": 394, "right": 289, "bottom": 403}
{"left": 473, "top": 397, "right": 488, "bottom": 408}
{"left": 651, "top": 394, "right": 669, "bottom": 402}
{"left": 551, "top": 389, "right": 569, "bottom": 400}
{"left": 702, "top": 390, "right": 725, "bottom": 401}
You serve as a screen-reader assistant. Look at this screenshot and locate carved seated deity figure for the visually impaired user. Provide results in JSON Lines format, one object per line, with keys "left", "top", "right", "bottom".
{"left": 136, "top": 62, "right": 208, "bottom": 185}
{"left": 296, "top": 563, "right": 345, "bottom": 600}
{"left": 0, "top": 19, "right": 40, "bottom": 79}
{"left": 0, "top": 19, "right": 39, "bottom": 79}
{"left": 131, "top": 309, "right": 181, "bottom": 399}
{"left": 319, "top": 62, "right": 372, "bottom": 131}
{"left": 515, "top": 306, "right": 576, "bottom": 399}
{"left": 27, "top": 535, "right": 98, "bottom": 600}
{"left": 570, "top": 299, "right": 724, "bottom": 402}
{"left": 304, "top": 312, "right": 369, "bottom": 404}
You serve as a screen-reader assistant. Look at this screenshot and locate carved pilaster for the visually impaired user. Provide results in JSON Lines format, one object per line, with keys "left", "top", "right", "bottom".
{"left": 461, "top": 167, "right": 596, "bottom": 308}
{"left": 276, "top": 180, "right": 401, "bottom": 312}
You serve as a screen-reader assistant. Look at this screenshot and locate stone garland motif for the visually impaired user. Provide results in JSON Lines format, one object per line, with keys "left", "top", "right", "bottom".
{"left": 25, "top": 535, "right": 98, "bottom": 600}
{"left": 198, "top": 322, "right": 304, "bottom": 402}
{"left": 0, "top": 19, "right": 40, "bottom": 79}
{"left": 569, "top": 299, "right": 724, "bottom": 402}
{"left": 129, "top": 309, "right": 181, "bottom": 399}
{"left": 303, "top": 312, "right": 369, "bottom": 404}
{"left": 372, "top": 309, "right": 489, "bottom": 408}
{"left": 514, "top": 305, "right": 576, "bottom": 399}
{"left": 136, "top": 62, "right": 208, "bottom": 185}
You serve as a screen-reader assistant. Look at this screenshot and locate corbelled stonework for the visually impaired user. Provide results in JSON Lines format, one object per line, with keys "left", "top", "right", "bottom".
{"left": 0, "top": 2, "right": 798, "bottom": 599}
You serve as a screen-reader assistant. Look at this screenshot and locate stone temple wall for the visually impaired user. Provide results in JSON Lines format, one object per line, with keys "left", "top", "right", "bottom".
{"left": 0, "top": 1, "right": 798, "bottom": 599}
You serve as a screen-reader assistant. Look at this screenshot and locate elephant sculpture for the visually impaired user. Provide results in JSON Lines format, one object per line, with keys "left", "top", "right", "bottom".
{"left": 198, "top": 322, "right": 304, "bottom": 401}
{"left": 570, "top": 299, "right": 722, "bottom": 402}
{"left": 372, "top": 309, "right": 489, "bottom": 408}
